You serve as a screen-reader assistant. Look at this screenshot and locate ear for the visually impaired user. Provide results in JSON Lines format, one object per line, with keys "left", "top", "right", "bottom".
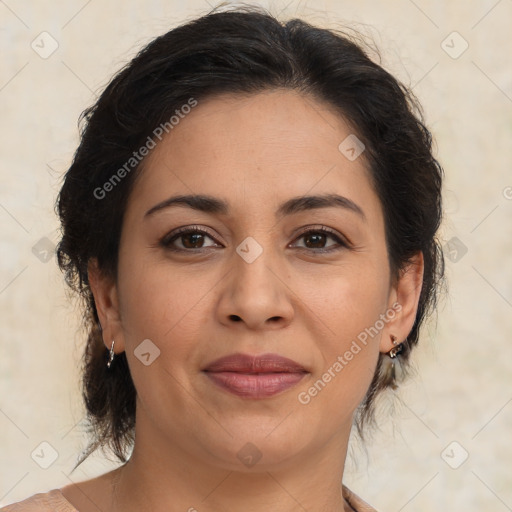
{"left": 380, "top": 251, "right": 424, "bottom": 353}
{"left": 88, "top": 258, "right": 125, "bottom": 354}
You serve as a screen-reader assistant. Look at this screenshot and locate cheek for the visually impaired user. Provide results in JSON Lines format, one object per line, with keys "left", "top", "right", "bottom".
{"left": 116, "top": 251, "right": 218, "bottom": 364}
{"left": 118, "top": 243, "right": 390, "bottom": 355}
{"left": 115, "top": 261, "right": 211, "bottom": 419}
{"left": 305, "top": 256, "right": 390, "bottom": 339}
{"left": 298, "top": 261, "right": 388, "bottom": 406}
{"left": 116, "top": 225, "right": 390, "bottom": 413}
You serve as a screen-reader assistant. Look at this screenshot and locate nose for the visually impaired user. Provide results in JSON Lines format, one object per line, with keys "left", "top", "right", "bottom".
{"left": 215, "top": 244, "right": 295, "bottom": 331}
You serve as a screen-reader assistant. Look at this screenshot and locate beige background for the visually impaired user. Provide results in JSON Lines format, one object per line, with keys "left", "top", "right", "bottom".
{"left": 1, "top": 0, "right": 511, "bottom": 510}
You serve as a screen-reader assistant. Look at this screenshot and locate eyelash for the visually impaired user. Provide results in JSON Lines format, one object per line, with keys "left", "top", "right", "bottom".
{"left": 160, "top": 225, "right": 350, "bottom": 254}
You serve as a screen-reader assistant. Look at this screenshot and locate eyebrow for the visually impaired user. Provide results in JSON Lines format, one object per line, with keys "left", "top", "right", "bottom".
{"left": 144, "top": 193, "right": 366, "bottom": 221}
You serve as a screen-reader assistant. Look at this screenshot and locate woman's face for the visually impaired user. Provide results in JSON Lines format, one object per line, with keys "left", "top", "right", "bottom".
{"left": 94, "top": 90, "right": 420, "bottom": 471}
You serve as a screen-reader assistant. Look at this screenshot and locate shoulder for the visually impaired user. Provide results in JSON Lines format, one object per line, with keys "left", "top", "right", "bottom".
{"left": 342, "top": 484, "right": 380, "bottom": 512}
{"left": 0, "top": 467, "right": 124, "bottom": 512}
{"left": 0, "top": 490, "right": 78, "bottom": 512}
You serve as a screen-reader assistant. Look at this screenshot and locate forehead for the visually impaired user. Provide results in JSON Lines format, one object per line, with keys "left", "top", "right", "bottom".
{"left": 144, "top": 90, "right": 361, "bottom": 170}
{"left": 130, "top": 90, "right": 381, "bottom": 221}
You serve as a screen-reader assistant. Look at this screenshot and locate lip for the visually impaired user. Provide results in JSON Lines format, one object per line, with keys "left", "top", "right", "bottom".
{"left": 203, "top": 352, "right": 307, "bottom": 373}
{"left": 202, "top": 352, "right": 308, "bottom": 399}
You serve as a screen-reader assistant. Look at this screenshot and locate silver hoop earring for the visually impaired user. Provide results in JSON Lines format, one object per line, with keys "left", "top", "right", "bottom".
{"left": 107, "top": 340, "right": 115, "bottom": 368}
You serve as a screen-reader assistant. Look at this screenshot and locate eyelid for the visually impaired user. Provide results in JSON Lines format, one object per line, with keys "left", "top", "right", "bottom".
{"left": 160, "top": 224, "right": 220, "bottom": 247}
{"left": 292, "top": 224, "right": 351, "bottom": 246}
{"left": 290, "top": 225, "right": 352, "bottom": 251}
{"left": 160, "top": 224, "right": 352, "bottom": 252}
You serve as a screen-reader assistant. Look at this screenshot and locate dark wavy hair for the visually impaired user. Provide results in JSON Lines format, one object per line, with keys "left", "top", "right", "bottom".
{"left": 56, "top": 4, "right": 445, "bottom": 469}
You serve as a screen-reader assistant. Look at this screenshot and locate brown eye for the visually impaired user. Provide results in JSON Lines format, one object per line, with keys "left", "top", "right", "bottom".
{"left": 161, "top": 226, "right": 220, "bottom": 251}
{"left": 303, "top": 232, "right": 328, "bottom": 249}
{"left": 161, "top": 225, "right": 349, "bottom": 254}
{"left": 179, "top": 232, "right": 208, "bottom": 249}
{"left": 291, "top": 227, "right": 349, "bottom": 253}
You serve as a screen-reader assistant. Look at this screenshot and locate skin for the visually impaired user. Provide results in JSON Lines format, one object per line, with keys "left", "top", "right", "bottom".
{"left": 61, "top": 90, "right": 423, "bottom": 512}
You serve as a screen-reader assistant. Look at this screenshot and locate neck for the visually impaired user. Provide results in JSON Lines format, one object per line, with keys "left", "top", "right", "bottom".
{"left": 111, "top": 411, "right": 354, "bottom": 512}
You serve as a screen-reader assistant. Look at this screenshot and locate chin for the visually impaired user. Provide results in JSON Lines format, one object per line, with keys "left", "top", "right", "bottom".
{"left": 193, "top": 421, "right": 311, "bottom": 472}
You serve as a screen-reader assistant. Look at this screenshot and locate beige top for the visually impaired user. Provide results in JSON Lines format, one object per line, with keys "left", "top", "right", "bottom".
{"left": 0, "top": 485, "right": 378, "bottom": 511}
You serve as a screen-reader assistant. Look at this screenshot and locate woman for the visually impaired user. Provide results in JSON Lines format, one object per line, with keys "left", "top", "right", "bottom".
{"left": 1, "top": 5, "right": 444, "bottom": 511}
